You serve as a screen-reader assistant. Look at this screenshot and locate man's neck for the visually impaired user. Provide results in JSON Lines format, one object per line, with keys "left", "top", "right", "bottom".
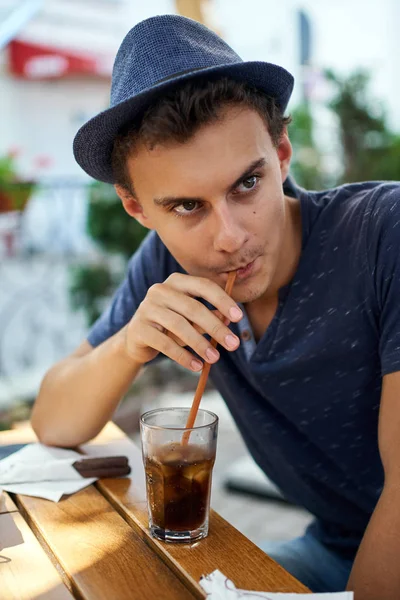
{"left": 273, "top": 194, "right": 303, "bottom": 291}
{"left": 244, "top": 195, "right": 302, "bottom": 338}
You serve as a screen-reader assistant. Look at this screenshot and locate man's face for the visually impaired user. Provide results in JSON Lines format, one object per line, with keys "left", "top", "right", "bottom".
{"left": 118, "top": 106, "right": 292, "bottom": 304}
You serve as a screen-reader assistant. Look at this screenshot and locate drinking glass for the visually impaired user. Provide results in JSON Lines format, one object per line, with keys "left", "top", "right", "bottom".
{"left": 140, "top": 407, "right": 218, "bottom": 543}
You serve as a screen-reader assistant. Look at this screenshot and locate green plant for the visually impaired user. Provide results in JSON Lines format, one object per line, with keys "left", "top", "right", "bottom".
{"left": 289, "top": 103, "right": 327, "bottom": 190}
{"left": 88, "top": 182, "right": 148, "bottom": 259}
{"left": 70, "top": 263, "right": 116, "bottom": 325}
{"left": 70, "top": 182, "right": 147, "bottom": 325}
{"left": 0, "top": 154, "right": 17, "bottom": 181}
{"left": 289, "top": 70, "right": 400, "bottom": 190}
{"left": 0, "top": 152, "right": 35, "bottom": 212}
{"left": 326, "top": 69, "right": 400, "bottom": 183}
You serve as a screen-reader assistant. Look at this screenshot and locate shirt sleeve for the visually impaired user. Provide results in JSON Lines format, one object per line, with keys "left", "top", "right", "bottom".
{"left": 368, "top": 183, "right": 400, "bottom": 375}
{"left": 87, "top": 230, "right": 181, "bottom": 348}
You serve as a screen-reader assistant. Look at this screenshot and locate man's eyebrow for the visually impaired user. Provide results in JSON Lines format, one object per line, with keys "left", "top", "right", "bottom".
{"left": 228, "top": 157, "right": 266, "bottom": 192}
{"left": 153, "top": 157, "right": 266, "bottom": 207}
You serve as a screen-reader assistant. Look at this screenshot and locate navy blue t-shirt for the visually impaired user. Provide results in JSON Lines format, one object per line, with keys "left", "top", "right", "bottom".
{"left": 88, "top": 181, "right": 400, "bottom": 559}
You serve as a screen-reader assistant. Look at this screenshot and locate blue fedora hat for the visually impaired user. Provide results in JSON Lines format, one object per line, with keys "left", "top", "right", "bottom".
{"left": 73, "top": 14, "right": 294, "bottom": 184}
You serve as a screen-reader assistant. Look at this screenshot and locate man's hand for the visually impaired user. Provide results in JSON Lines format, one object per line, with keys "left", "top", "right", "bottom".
{"left": 123, "top": 272, "right": 243, "bottom": 371}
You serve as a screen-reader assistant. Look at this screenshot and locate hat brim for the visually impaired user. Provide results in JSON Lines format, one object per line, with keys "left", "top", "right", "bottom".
{"left": 73, "top": 61, "right": 294, "bottom": 183}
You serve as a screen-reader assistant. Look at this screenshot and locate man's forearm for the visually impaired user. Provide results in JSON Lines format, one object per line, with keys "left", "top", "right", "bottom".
{"left": 347, "top": 483, "right": 400, "bottom": 599}
{"left": 31, "top": 329, "right": 142, "bottom": 447}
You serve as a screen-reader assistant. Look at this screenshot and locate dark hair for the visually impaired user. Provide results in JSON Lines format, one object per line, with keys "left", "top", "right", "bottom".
{"left": 111, "top": 77, "right": 291, "bottom": 192}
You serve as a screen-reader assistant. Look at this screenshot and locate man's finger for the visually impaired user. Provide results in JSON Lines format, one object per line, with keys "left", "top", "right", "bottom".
{"left": 166, "top": 309, "right": 225, "bottom": 345}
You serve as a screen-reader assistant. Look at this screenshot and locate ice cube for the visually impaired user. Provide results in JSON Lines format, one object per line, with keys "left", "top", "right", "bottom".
{"left": 193, "top": 469, "right": 210, "bottom": 487}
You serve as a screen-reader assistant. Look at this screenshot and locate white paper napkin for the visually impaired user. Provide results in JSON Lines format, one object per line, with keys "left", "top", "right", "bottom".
{"left": 0, "top": 443, "right": 96, "bottom": 502}
{"left": 200, "top": 570, "right": 353, "bottom": 599}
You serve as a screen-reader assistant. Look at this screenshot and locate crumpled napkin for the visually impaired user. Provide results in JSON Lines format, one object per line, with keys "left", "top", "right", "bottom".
{"left": 200, "top": 570, "right": 353, "bottom": 599}
{"left": 0, "top": 443, "right": 96, "bottom": 501}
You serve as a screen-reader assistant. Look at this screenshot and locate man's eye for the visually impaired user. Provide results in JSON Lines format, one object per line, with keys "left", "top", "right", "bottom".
{"left": 236, "top": 175, "right": 259, "bottom": 193}
{"left": 174, "top": 200, "right": 198, "bottom": 215}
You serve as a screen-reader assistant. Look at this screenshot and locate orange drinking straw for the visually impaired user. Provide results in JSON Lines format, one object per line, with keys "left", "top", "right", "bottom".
{"left": 182, "top": 270, "right": 237, "bottom": 445}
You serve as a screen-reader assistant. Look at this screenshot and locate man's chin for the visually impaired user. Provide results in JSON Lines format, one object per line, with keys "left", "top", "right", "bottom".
{"left": 233, "top": 282, "right": 270, "bottom": 305}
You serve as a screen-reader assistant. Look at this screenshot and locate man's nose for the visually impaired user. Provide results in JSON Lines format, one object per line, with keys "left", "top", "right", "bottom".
{"left": 212, "top": 205, "right": 247, "bottom": 253}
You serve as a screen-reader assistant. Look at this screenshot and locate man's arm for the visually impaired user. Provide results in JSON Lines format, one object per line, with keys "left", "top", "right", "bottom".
{"left": 31, "top": 273, "right": 242, "bottom": 449}
{"left": 31, "top": 327, "right": 143, "bottom": 448}
{"left": 346, "top": 371, "right": 400, "bottom": 599}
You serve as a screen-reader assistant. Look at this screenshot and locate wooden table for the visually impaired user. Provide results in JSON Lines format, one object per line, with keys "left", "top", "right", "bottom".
{"left": 0, "top": 422, "right": 310, "bottom": 599}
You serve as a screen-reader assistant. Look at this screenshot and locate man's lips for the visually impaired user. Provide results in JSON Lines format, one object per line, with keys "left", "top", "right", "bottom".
{"left": 221, "top": 258, "right": 258, "bottom": 281}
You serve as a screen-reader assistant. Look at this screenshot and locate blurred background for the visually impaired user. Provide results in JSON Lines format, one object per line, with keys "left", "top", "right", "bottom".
{"left": 1, "top": 0, "right": 399, "bottom": 545}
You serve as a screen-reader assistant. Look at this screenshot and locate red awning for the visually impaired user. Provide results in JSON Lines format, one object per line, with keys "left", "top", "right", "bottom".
{"left": 8, "top": 39, "right": 112, "bottom": 79}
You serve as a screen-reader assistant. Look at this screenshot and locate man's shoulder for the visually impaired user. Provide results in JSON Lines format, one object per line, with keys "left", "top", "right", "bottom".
{"left": 337, "top": 181, "right": 400, "bottom": 235}
{"left": 364, "top": 181, "right": 400, "bottom": 219}
{"left": 319, "top": 180, "right": 400, "bottom": 209}
{"left": 304, "top": 181, "right": 400, "bottom": 231}
{"left": 298, "top": 181, "right": 400, "bottom": 267}
{"left": 309, "top": 180, "right": 397, "bottom": 206}
{"left": 323, "top": 182, "right": 400, "bottom": 267}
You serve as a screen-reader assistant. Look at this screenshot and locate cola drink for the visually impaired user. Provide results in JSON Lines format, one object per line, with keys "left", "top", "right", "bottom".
{"left": 145, "top": 443, "right": 214, "bottom": 532}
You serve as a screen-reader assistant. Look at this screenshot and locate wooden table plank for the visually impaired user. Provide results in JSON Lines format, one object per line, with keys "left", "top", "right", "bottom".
{"left": 15, "top": 485, "right": 196, "bottom": 600}
{"left": 0, "top": 510, "right": 74, "bottom": 600}
{"left": 0, "top": 430, "right": 31, "bottom": 514}
{"left": 0, "top": 491, "right": 18, "bottom": 514}
{"left": 0, "top": 426, "right": 34, "bottom": 444}
{"left": 84, "top": 423, "right": 311, "bottom": 596}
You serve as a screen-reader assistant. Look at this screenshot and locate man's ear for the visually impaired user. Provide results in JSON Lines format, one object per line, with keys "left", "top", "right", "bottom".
{"left": 277, "top": 128, "right": 293, "bottom": 183}
{"left": 114, "top": 184, "right": 153, "bottom": 229}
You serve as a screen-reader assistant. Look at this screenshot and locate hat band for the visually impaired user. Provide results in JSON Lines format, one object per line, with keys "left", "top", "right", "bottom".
{"left": 156, "top": 65, "right": 215, "bottom": 85}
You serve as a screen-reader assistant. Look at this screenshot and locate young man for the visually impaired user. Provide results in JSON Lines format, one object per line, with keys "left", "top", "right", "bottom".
{"left": 31, "top": 14, "right": 400, "bottom": 598}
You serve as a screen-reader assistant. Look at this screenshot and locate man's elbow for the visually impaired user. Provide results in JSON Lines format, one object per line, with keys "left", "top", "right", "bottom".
{"left": 31, "top": 412, "right": 94, "bottom": 448}
{"left": 31, "top": 414, "right": 66, "bottom": 447}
